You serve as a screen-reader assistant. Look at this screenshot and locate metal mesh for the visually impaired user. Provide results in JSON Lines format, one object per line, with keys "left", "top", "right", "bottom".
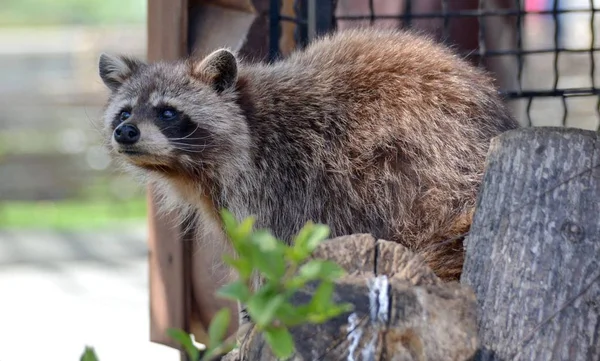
{"left": 269, "top": 0, "right": 600, "bottom": 130}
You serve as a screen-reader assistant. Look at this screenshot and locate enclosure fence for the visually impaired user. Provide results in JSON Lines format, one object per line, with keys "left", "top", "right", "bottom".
{"left": 268, "top": 0, "right": 600, "bottom": 129}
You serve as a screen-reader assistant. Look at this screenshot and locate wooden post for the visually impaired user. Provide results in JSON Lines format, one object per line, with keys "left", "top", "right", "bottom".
{"left": 461, "top": 127, "right": 600, "bottom": 361}
{"left": 146, "top": 0, "right": 191, "bottom": 352}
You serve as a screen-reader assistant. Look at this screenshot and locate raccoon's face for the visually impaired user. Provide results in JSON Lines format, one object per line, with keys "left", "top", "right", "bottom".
{"left": 97, "top": 49, "right": 249, "bottom": 177}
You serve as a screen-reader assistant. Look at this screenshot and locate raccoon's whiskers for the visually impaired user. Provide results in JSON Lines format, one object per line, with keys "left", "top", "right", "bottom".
{"left": 161, "top": 145, "right": 208, "bottom": 154}
{"left": 84, "top": 107, "right": 108, "bottom": 139}
{"left": 166, "top": 123, "right": 201, "bottom": 140}
{"left": 168, "top": 141, "right": 211, "bottom": 147}
{"left": 166, "top": 137, "right": 213, "bottom": 141}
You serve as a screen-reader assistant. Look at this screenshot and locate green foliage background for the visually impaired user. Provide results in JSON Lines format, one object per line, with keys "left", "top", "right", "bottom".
{"left": 1, "top": 0, "right": 146, "bottom": 27}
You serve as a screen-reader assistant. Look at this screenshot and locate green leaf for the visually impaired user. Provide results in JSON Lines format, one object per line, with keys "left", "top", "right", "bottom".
{"left": 251, "top": 230, "right": 280, "bottom": 251}
{"left": 309, "top": 281, "right": 335, "bottom": 314}
{"left": 220, "top": 209, "right": 238, "bottom": 237}
{"left": 208, "top": 308, "right": 231, "bottom": 349}
{"left": 231, "top": 217, "right": 256, "bottom": 249}
{"left": 220, "top": 213, "right": 257, "bottom": 259}
{"left": 237, "top": 216, "right": 256, "bottom": 239}
{"left": 292, "top": 221, "right": 313, "bottom": 247}
{"left": 249, "top": 248, "right": 283, "bottom": 281}
{"left": 275, "top": 302, "right": 310, "bottom": 327}
{"left": 264, "top": 326, "right": 295, "bottom": 359}
{"left": 248, "top": 232, "right": 286, "bottom": 281}
{"left": 217, "top": 280, "right": 251, "bottom": 303}
{"left": 246, "top": 290, "right": 285, "bottom": 328}
{"left": 167, "top": 328, "right": 200, "bottom": 361}
{"left": 223, "top": 255, "right": 253, "bottom": 280}
{"left": 292, "top": 223, "right": 330, "bottom": 262}
{"left": 303, "top": 224, "right": 330, "bottom": 253}
{"left": 327, "top": 303, "right": 355, "bottom": 318}
{"left": 289, "top": 222, "right": 314, "bottom": 262}
{"left": 283, "top": 246, "right": 301, "bottom": 265}
{"left": 245, "top": 283, "right": 275, "bottom": 321}
{"left": 283, "top": 275, "right": 309, "bottom": 292}
{"left": 298, "top": 259, "right": 346, "bottom": 282}
{"left": 307, "top": 303, "right": 354, "bottom": 324}
{"left": 80, "top": 346, "right": 99, "bottom": 361}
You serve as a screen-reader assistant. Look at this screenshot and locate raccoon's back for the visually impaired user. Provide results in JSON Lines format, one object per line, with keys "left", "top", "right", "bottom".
{"left": 232, "top": 28, "right": 518, "bottom": 280}
{"left": 250, "top": 28, "right": 516, "bottom": 139}
{"left": 240, "top": 27, "right": 518, "bottom": 196}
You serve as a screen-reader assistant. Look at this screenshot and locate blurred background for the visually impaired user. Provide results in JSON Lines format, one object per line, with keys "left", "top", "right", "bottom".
{"left": 0, "top": 1, "right": 179, "bottom": 360}
{"left": 0, "top": 0, "right": 598, "bottom": 360}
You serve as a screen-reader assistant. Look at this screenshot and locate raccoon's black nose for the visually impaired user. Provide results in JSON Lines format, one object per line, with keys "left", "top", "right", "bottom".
{"left": 114, "top": 124, "right": 140, "bottom": 144}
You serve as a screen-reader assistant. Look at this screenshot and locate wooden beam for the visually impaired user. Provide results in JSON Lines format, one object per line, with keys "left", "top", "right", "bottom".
{"left": 147, "top": 0, "right": 189, "bottom": 62}
{"left": 461, "top": 127, "right": 600, "bottom": 360}
{"left": 146, "top": 0, "right": 191, "bottom": 350}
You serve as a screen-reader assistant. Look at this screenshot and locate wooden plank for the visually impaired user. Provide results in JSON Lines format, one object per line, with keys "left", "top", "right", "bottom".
{"left": 461, "top": 127, "right": 600, "bottom": 360}
{"left": 147, "top": 0, "right": 189, "bottom": 62}
{"left": 146, "top": 0, "right": 191, "bottom": 351}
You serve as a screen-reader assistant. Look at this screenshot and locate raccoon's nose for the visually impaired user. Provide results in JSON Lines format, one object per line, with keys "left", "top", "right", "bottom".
{"left": 114, "top": 124, "right": 140, "bottom": 145}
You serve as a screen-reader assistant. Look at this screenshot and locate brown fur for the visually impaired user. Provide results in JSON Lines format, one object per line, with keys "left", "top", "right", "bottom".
{"left": 98, "top": 28, "right": 518, "bottom": 284}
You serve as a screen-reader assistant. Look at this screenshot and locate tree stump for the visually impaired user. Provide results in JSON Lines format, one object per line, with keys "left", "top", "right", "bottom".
{"left": 224, "top": 234, "right": 478, "bottom": 361}
{"left": 461, "top": 127, "right": 600, "bottom": 361}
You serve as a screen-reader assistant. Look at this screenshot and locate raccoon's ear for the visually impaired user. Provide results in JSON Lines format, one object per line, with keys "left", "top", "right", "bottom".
{"left": 98, "top": 53, "right": 144, "bottom": 92}
{"left": 191, "top": 48, "right": 238, "bottom": 93}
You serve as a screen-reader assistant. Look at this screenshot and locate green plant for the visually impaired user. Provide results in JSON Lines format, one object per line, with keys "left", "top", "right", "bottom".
{"left": 78, "top": 209, "right": 353, "bottom": 361}
{"left": 172, "top": 209, "right": 354, "bottom": 360}
{"left": 79, "top": 346, "right": 99, "bottom": 361}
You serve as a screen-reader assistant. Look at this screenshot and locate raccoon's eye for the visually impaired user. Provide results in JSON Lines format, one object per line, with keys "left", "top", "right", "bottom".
{"left": 159, "top": 107, "right": 179, "bottom": 121}
{"left": 119, "top": 110, "right": 131, "bottom": 122}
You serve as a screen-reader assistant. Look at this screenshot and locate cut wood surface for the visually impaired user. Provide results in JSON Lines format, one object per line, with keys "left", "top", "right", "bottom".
{"left": 224, "top": 234, "right": 478, "bottom": 361}
{"left": 461, "top": 127, "right": 600, "bottom": 361}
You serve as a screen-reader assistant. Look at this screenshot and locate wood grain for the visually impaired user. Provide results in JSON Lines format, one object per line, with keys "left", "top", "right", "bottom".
{"left": 461, "top": 127, "right": 600, "bottom": 361}
{"left": 147, "top": 0, "right": 191, "bottom": 350}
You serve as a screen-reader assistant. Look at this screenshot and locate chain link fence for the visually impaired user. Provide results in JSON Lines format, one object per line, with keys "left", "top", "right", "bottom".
{"left": 269, "top": 0, "right": 600, "bottom": 129}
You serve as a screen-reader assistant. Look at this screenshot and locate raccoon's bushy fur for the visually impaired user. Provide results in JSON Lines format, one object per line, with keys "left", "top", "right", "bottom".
{"left": 99, "top": 28, "right": 518, "bottom": 282}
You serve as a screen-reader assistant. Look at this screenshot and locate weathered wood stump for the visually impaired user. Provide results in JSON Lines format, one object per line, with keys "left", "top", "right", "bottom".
{"left": 461, "top": 127, "right": 600, "bottom": 361}
{"left": 224, "top": 234, "right": 478, "bottom": 361}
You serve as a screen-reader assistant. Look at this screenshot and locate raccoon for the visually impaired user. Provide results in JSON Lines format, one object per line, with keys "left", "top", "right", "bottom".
{"left": 97, "top": 28, "right": 518, "bottom": 286}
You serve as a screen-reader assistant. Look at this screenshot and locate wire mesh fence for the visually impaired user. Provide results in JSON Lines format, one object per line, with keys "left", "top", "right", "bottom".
{"left": 269, "top": 0, "right": 600, "bottom": 130}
